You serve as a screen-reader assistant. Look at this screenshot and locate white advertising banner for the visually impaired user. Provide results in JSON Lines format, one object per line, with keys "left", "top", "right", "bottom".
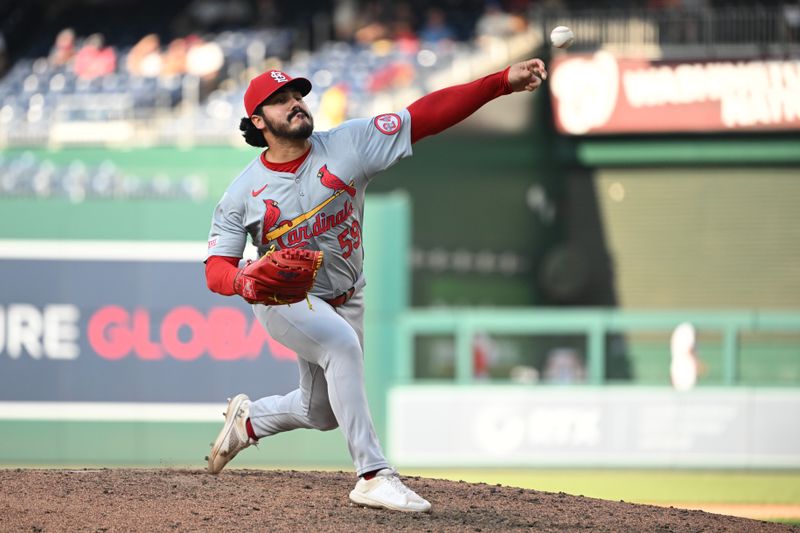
{"left": 388, "top": 386, "right": 800, "bottom": 467}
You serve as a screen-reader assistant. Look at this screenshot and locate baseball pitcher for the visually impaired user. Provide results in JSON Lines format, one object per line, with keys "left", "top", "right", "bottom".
{"left": 205, "top": 58, "right": 547, "bottom": 512}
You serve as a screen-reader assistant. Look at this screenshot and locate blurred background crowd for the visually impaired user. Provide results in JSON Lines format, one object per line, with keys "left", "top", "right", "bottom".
{"left": 1, "top": 0, "right": 797, "bottom": 145}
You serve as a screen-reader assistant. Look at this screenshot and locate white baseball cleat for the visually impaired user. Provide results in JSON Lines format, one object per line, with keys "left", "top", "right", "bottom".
{"left": 207, "top": 394, "right": 255, "bottom": 474}
{"left": 349, "top": 468, "right": 431, "bottom": 512}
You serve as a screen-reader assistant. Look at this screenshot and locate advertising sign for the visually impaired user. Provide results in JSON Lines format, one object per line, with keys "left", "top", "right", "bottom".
{"left": 550, "top": 52, "right": 800, "bottom": 134}
{"left": 389, "top": 386, "right": 800, "bottom": 467}
{"left": 0, "top": 242, "right": 298, "bottom": 403}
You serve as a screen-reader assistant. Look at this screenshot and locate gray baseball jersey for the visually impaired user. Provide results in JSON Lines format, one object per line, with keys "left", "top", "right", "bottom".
{"left": 207, "top": 109, "right": 412, "bottom": 299}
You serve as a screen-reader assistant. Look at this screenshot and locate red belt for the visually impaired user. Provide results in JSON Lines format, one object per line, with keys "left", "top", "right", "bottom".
{"left": 325, "top": 286, "right": 356, "bottom": 307}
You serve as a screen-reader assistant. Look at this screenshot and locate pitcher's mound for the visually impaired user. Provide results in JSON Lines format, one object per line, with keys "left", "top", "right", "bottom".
{"left": 0, "top": 469, "right": 794, "bottom": 532}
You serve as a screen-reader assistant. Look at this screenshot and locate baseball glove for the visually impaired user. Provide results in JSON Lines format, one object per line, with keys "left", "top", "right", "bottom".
{"left": 233, "top": 247, "right": 323, "bottom": 305}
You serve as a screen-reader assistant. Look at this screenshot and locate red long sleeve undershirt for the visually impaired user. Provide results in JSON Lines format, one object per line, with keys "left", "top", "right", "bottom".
{"left": 206, "top": 67, "right": 513, "bottom": 296}
{"left": 205, "top": 255, "right": 239, "bottom": 295}
{"left": 408, "top": 66, "right": 512, "bottom": 143}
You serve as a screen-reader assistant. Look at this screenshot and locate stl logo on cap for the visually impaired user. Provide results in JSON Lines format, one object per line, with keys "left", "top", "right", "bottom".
{"left": 244, "top": 70, "right": 312, "bottom": 116}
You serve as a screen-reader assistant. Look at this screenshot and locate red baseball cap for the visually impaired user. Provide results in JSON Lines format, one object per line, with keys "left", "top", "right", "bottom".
{"left": 244, "top": 70, "right": 312, "bottom": 116}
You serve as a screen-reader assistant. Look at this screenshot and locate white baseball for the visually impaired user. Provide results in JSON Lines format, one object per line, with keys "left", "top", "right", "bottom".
{"left": 550, "top": 26, "right": 575, "bottom": 49}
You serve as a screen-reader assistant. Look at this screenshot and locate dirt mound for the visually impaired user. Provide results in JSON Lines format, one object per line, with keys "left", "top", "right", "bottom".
{"left": 1, "top": 469, "right": 795, "bottom": 532}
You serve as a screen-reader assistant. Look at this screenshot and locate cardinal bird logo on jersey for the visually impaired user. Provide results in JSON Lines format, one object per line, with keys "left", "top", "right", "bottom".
{"left": 318, "top": 164, "right": 356, "bottom": 197}
{"left": 261, "top": 199, "right": 295, "bottom": 245}
{"left": 263, "top": 199, "right": 281, "bottom": 230}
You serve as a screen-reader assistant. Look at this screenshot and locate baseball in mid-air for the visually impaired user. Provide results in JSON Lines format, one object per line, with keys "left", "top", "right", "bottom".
{"left": 550, "top": 26, "right": 575, "bottom": 49}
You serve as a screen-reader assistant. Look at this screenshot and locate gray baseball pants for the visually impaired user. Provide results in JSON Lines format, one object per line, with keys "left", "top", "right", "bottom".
{"left": 248, "top": 289, "right": 389, "bottom": 476}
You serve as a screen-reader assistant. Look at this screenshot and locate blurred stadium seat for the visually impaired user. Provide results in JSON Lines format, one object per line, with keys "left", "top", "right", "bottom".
{"left": 0, "top": 151, "right": 206, "bottom": 201}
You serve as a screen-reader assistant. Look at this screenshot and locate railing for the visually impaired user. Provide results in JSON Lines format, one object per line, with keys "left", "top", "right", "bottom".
{"left": 395, "top": 309, "right": 800, "bottom": 385}
{"left": 530, "top": 5, "right": 799, "bottom": 49}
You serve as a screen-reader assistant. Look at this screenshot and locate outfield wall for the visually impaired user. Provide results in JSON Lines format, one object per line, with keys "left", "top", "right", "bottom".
{"left": 389, "top": 386, "right": 800, "bottom": 468}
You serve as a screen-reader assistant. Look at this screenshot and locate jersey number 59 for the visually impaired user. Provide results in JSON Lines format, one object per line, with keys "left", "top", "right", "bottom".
{"left": 337, "top": 220, "right": 362, "bottom": 259}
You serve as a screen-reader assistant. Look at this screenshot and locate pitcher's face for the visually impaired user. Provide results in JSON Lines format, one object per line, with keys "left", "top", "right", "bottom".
{"left": 255, "top": 87, "right": 314, "bottom": 140}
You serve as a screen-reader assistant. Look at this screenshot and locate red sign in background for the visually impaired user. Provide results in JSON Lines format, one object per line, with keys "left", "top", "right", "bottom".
{"left": 87, "top": 305, "right": 295, "bottom": 362}
{"left": 550, "top": 53, "right": 800, "bottom": 135}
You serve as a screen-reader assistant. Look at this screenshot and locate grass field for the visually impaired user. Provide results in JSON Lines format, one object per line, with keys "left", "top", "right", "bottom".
{"left": 400, "top": 468, "right": 800, "bottom": 523}
{"left": 400, "top": 469, "right": 800, "bottom": 504}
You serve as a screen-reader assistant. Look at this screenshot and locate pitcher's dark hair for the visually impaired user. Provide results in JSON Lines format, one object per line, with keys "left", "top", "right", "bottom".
{"left": 240, "top": 109, "right": 268, "bottom": 148}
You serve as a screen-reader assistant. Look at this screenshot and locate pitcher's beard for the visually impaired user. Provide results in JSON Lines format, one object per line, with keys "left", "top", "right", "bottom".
{"left": 265, "top": 113, "right": 314, "bottom": 140}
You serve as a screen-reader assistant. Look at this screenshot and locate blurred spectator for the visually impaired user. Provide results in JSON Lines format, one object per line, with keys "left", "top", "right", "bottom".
{"left": 333, "top": 0, "right": 359, "bottom": 41}
{"left": 649, "top": 0, "right": 702, "bottom": 43}
{"left": 254, "top": 0, "right": 282, "bottom": 27}
{"left": 393, "top": 20, "right": 420, "bottom": 53}
{"left": 670, "top": 322, "right": 704, "bottom": 391}
{"left": 127, "top": 34, "right": 162, "bottom": 77}
{"left": 419, "top": 8, "right": 457, "bottom": 43}
{"left": 162, "top": 37, "right": 189, "bottom": 76}
{"left": 0, "top": 32, "right": 7, "bottom": 75}
{"left": 472, "top": 332, "right": 498, "bottom": 380}
{"left": 319, "top": 84, "right": 349, "bottom": 128}
{"left": 682, "top": 0, "right": 710, "bottom": 43}
{"left": 186, "top": 39, "right": 224, "bottom": 79}
{"left": 543, "top": 347, "right": 586, "bottom": 384}
{"left": 186, "top": 38, "right": 225, "bottom": 97}
{"left": 476, "top": 1, "right": 527, "bottom": 39}
{"left": 355, "top": 19, "right": 390, "bottom": 45}
{"left": 354, "top": 1, "right": 391, "bottom": 45}
{"left": 367, "top": 60, "right": 415, "bottom": 92}
{"left": 49, "top": 28, "right": 76, "bottom": 67}
{"left": 391, "top": 2, "right": 419, "bottom": 53}
{"left": 785, "top": 1, "right": 800, "bottom": 41}
{"left": 74, "top": 34, "right": 116, "bottom": 79}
